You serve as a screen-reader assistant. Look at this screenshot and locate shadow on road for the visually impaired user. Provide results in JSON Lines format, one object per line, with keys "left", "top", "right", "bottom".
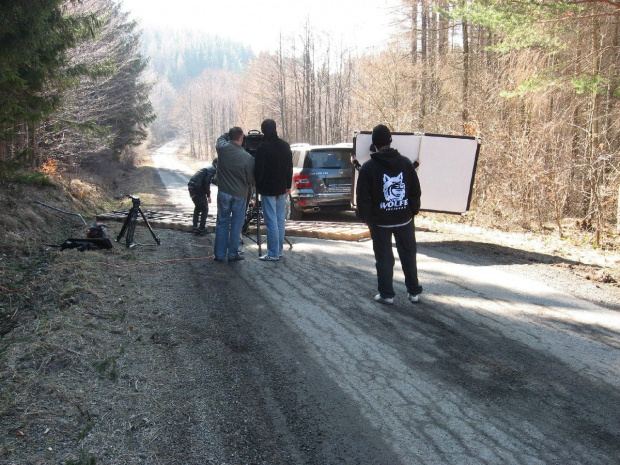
{"left": 420, "top": 239, "right": 599, "bottom": 270}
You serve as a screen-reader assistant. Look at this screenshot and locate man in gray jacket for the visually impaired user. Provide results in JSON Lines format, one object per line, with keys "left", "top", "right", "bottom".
{"left": 214, "top": 127, "right": 254, "bottom": 262}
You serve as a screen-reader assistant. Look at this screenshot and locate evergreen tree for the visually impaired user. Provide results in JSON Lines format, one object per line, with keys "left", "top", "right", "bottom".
{"left": 0, "top": 0, "right": 98, "bottom": 162}
{"left": 50, "top": 0, "right": 155, "bottom": 157}
{"left": 103, "top": 4, "right": 155, "bottom": 152}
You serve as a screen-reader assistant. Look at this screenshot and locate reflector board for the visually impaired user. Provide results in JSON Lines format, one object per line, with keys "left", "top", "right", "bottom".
{"left": 352, "top": 132, "right": 480, "bottom": 214}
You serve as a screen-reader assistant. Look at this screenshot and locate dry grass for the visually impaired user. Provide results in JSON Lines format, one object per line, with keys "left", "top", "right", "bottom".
{"left": 0, "top": 150, "right": 172, "bottom": 463}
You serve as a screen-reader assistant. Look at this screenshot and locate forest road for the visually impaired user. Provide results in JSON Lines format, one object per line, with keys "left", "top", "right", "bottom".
{"left": 144, "top": 141, "right": 620, "bottom": 464}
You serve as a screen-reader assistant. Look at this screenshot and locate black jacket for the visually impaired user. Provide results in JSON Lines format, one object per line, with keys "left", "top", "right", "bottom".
{"left": 188, "top": 164, "right": 217, "bottom": 197}
{"left": 254, "top": 134, "right": 293, "bottom": 196}
{"left": 356, "top": 148, "right": 421, "bottom": 226}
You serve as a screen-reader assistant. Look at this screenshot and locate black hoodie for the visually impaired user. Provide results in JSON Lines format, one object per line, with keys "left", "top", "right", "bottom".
{"left": 356, "top": 148, "right": 421, "bottom": 226}
{"left": 254, "top": 133, "right": 293, "bottom": 196}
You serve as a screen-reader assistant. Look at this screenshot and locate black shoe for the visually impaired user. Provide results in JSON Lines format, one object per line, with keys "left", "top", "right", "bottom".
{"left": 198, "top": 228, "right": 207, "bottom": 235}
{"left": 214, "top": 257, "right": 225, "bottom": 263}
{"left": 228, "top": 255, "right": 245, "bottom": 262}
{"left": 193, "top": 227, "right": 200, "bottom": 234}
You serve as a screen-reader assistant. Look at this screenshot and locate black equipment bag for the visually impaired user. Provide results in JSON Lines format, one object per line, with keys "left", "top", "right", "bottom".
{"left": 60, "top": 238, "right": 113, "bottom": 251}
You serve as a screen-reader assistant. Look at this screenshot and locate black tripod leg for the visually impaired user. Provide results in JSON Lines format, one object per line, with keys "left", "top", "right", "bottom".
{"left": 241, "top": 202, "right": 252, "bottom": 236}
{"left": 138, "top": 208, "right": 161, "bottom": 245}
{"left": 116, "top": 210, "right": 132, "bottom": 242}
{"left": 256, "top": 191, "right": 262, "bottom": 256}
{"left": 125, "top": 210, "right": 137, "bottom": 248}
{"left": 241, "top": 194, "right": 257, "bottom": 243}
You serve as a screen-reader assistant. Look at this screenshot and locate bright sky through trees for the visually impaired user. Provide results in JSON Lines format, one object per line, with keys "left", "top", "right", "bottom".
{"left": 120, "top": 0, "right": 400, "bottom": 52}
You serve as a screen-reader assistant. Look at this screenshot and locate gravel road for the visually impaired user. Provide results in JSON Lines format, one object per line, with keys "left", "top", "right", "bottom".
{"left": 3, "top": 142, "right": 619, "bottom": 465}
{"left": 103, "top": 141, "right": 619, "bottom": 465}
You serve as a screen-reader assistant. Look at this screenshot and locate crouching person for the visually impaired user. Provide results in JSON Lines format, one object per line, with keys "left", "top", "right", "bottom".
{"left": 188, "top": 158, "right": 217, "bottom": 234}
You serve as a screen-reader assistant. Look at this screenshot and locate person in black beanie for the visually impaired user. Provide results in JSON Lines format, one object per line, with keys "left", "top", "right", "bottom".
{"left": 254, "top": 119, "right": 293, "bottom": 261}
{"left": 187, "top": 158, "right": 217, "bottom": 234}
{"left": 356, "top": 124, "right": 423, "bottom": 304}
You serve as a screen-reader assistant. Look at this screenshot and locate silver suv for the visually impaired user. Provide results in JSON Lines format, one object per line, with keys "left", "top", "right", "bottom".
{"left": 288, "top": 143, "right": 354, "bottom": 220}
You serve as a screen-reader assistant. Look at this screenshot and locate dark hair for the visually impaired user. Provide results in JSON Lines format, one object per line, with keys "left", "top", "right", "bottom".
{"left": 212, "top": 157, "right": 218, "bottom": 165}
{"left": 229, "top": 126, "right": 244, "bottom": 141}
{"left": 260, "top": 119, "right": 277, "bottom": 136}
{"left": 372, "top": 124, "right": 392, "bottom": 148}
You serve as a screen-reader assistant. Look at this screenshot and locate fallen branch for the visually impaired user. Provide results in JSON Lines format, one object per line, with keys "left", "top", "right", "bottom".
{"left": 33, "top": 200, "right": 88, "bottom": 225}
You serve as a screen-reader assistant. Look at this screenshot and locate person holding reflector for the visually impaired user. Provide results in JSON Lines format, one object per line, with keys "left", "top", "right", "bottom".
{"left": 356, "top": 124, "right": 423, "bottom": 305}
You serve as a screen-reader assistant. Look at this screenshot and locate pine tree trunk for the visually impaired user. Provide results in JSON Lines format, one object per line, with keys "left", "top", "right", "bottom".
{"left": 461, "top": 6, "right": 470, "bottom": 123}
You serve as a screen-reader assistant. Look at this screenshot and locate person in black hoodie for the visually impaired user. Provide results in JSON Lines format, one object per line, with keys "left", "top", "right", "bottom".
{"left": 254, "top": 119, "right": 293, "bottom": 261}
{"left": 356, "top": 124, "right": 423, "bottom": 304}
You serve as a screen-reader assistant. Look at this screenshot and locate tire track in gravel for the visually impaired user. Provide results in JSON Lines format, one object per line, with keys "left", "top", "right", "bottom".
{"left": 220, "top": 236, "right": 620, "bottom": 465}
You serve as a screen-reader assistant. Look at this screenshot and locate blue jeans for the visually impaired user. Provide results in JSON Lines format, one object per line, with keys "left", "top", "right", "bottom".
{"left": 261, "top": 194, "right": 287, "bottom": 258}
{"left": 214, "top": 191, "right": 246, "bottom": 259}
{"left": 369, "top": 221, "right": 422, "bottom": 298}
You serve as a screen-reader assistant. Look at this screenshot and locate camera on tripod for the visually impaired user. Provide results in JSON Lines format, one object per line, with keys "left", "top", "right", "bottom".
{"left": 243, "top": 129, "right": 264, "bottom": 156}
{"left": 241, "top": 130, "right": 263, "bottom": 238}
{"left": 240, "top": 129, "right": 265, "bottom": 253}
{"left": 129, "top": 194, "right": 141, "bottom": 209}
{"left": 116, "top": 194, "right": 161, "bottom": 248}
{"left": 240, "top": 129, "right": 293, "bottom": 254}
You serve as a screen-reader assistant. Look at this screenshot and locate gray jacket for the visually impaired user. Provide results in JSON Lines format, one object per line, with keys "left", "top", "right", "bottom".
{"left": 215, "top": 134, "right": 254, "bottom": 198}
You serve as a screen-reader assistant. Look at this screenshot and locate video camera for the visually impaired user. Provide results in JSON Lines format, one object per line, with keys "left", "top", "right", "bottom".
{"left": 243, "top": 129, "right": 263, "bottom": 156}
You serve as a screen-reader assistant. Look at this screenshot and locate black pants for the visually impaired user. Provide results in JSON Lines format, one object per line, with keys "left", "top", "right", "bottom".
{"left": 369, "top": 221, "right": 422, "bottom": 298}
{"left": 189, "top": 190, "right": 208, "bottom": 229}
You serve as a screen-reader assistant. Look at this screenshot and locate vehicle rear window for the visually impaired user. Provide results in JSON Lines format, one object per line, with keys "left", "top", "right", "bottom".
{"left": 303, "top": 150, "right": 353, "bottom": 170}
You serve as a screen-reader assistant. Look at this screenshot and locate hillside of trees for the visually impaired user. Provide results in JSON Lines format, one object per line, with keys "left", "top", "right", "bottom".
{"left": 141, "top": 28, "right": 254, "bottom": 145}
{"left": 151, "top": 0, "right": 620, "bottom": 243}
{"left": 142, "top": 28, "right": 253, "bottom": 88}
{"left": 1, "top": 0, "right": 619, "bottom": 244}
{"left": 0, "top": 0, "right": 154, "bottom": 167}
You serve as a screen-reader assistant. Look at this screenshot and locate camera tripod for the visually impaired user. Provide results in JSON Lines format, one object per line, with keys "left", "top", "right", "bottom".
{"left": 116, "top": 195, "right": 161, "bottom": 248}
{"left": 241, "top": 190, "right": 292, "bottom": 256}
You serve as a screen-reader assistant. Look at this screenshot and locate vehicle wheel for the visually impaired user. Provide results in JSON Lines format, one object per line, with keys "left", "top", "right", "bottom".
{"left": 288, "top": 197, "right": 304, "bottom": 221}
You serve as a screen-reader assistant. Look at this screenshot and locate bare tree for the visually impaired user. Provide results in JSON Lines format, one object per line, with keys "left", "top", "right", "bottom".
{"left": 44, "top": 0, "right": 154, "bottom": 163}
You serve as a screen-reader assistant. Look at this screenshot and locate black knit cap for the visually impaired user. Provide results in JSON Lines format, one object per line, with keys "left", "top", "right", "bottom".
{"left": 372, "top": 124, "right": 392, "bottom": 148}
{"left": 261, "top": 119, "right": 277, "bottom": 136}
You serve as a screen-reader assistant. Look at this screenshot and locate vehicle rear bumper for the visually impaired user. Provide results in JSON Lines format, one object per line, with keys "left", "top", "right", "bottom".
{"left": 291, "top": 194, "right": 351, "bottom": 212}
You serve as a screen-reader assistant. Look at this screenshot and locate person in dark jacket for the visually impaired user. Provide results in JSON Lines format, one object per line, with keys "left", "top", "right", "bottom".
{"left": 187, "top": 158, "right": 217, "bottom": 234}
{"left": 254, "top": 119, "right": 293, "bottom": 261}
{"left": 356, "top": 124, "right": 423, "bottom": 304}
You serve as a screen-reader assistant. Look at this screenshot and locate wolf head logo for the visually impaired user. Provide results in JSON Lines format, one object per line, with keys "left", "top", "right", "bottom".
{"left": 383, "top": 173, "right": 406, "bottom": 202}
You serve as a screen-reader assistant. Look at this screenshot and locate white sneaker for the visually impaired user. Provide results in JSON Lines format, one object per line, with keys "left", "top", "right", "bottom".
{"left": 259, "top": 255, "right": 279, "bottom": 261}
{"left": 374, "top": 294, "right": 394, "bottom": 305}
{"left": 408, "top": 293, "right": 420, "bottom": 303}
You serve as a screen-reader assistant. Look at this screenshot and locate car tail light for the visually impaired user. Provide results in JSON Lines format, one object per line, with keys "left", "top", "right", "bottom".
{"left": 293, "top": 174, "right": 312, "bottom": 188}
